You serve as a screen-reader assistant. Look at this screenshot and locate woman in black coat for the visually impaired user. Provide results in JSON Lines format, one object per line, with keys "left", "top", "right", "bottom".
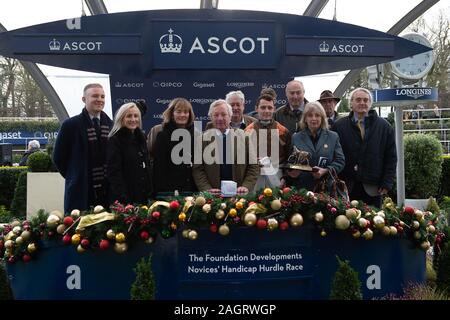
{"left": 152, "top": 98, "right": 197, "bottom": 195}
{"left": 107, "top": 102, "right": 152, "bottom": 205}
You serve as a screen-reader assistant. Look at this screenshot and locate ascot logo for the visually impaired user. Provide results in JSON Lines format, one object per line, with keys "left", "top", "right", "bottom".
{"left": 49, "top": 39, "right": 61, "bottom": 51}
{"left": 319, "top": 41, "right": 329, "bottom": 53}
{"left": 159, "top": 29, "right": 183, "bottom": 54}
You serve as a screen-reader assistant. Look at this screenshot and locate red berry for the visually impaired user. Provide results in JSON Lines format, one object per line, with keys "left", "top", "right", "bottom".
{"left": 279, "top": 221, "right": 289, "bottom": 231}
{"left": 63, "top": 234, "right": 72, "bottom": 245}
{"left": 99, "top": 239, "right": 110, "bottom": 250}
{"left": 63, "top": 216, "right": 74, "bottom": 227}
{"left": 282, "top": 187, "right": 291, "bottom": 194}
{"left": 256, "top": 219, "right": 267, "bottom": 229}
{"left": 22, "top": 254, "right": 32, "bottom": 263}
{"left": 80, "top": 239, "right": 90, "bottom": 248}
{"left": 140, "top": 230, "right": 150, "bottom": 240}
{"left": 169, "top": 201, "right": 180, "bottom": 210}
{"left": 152, "top": 211, "right": 161, "bottom": 219}
{"left": 209, "top": 224, "right": 218, "bottom": 233}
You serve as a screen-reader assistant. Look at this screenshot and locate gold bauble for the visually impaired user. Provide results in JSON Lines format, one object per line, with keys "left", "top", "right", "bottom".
{"left": 362, "top": 229, "right": 373, "bottom": 240}
{"left": 178, "top": 212, "right": 186, "bottom": 221}
{"left": 382, "top": 226, "right": 391, "bottom": 236}
{"left": 4, "top": 240, "right": 14, "bottom": 249}
{"left": 314, "top": 212, "right": 324, "bottom": 222}
{"left": 27, "top": 243, "right": 37, "bottom": 253}
{"left": 115, "top": 232, "right": 126, "bottom": 243}
{"left": 70, "top": 209, "right": 81, "bottom": 219}
{"left": 218, "top": 224, "right": 230, "bottom": 236}
{"left": 389, "top": 226, "right": 398, "bottom": 236}
{"left": 220, "top": 203, "right": 227, "bottom": 210}
{"left": 244, "top": 213, "right": 257, "bottom": 226}
{"left": 184, "top": 196, "right": 194, "bottom": 203}
{"left": 372, "top": 216, "right": 385, "bottom": 229}
{"left": 215, "top": 209, "right": 225, "bottom": 219}
{"left": 15, "top": 236, "right": 24, "bottom": 245}
{"left": 270, "top": 199, "right": 282, "bottom": 211}
{"left": 320, "top": 230, "right": 327, "bottom": 237}
{"left": 93, "top": 205, "right": 104, "bottom": 213}
{"left": 235, "top": 201, "right": 244, "bottom": 210}
{"left": 182, "top": 229, "right": 191, "bottom": 238}
{"left": 145, "top": 237, "right": 154, "bottom": 245}
{"left": 427, "top": 225, "right": 436, "bottom": 233}
{"left": 20, "top": 230, "right": 31, "bottom": 241}
{"left": 188, "top": 230, "right": 198, "bottom": 240}
{"left": 50, "top": 210, "right": 64, "bottom": 220}
{"left": 335, "top": 215, "right": 350, "bottom": 230}
{"left": 345, "top": 208, "right": 358, "bottom": 220}
{"left": 290, "top": 213, "right": 304, "bottom": 227}
{"left": 46, "top": 214, "right": 61, "bottom": 229}
{"left": 114, "top": 242, "right": 128, "bottom": 253}
{"left": 421, "top": 241, "right": 431, "bottom": 251}
{"left": 267, "top": 218, "right": 278, "bottom": 231}
{"left": 5, "top": 231, "right": 15, "bottom": 241}
{"left": 106, "top": 229, "right": 116, "bottom": 239}
{"left": 352, "top": 230, "right": 361, "bottom": 238}
{"left": 12, "top": 226, "right": 22, "bottom": 235}
{"left": 229, "top": 208, "right": 237, "bottom": 217}
{"left": 202, "top": 204, "right": 211, "bottom": 214}
{"left": 263, "top": 188, "right": 273, "bottom": 197}
{"left": 71, "top": 234, "right": 81, "bottom": 245}
{"left": 195, "top": 196, "right": 206, "bottom": 207}
{"left": 358, "top": 218, "right": 368, "bottom": 228}
{"left": 77, "top": 244, "right": 86, "bottom": 253}
{"left": 350, "top": 200, "right": 359, "bottom": 207}
{"left": 415, "top": 210, "right": 424, "bottom": 220}
{"left": 56, "top": 224, "right": 66, "bottom": 234}
{"left": 413, "top": 231, "right": 421, "bottom": 239}
{"left": 412, "top": 220, "right": 420, "bottom": 230}
{"left": 10, "top": 220, "right": 21, "bottom": 227}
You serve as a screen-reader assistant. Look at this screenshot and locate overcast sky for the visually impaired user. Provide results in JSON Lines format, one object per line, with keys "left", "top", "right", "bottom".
{"left": 0, "top": 0, "right": 448, "bottom": 117}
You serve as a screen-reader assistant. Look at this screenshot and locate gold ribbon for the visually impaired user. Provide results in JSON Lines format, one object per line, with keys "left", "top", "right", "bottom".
{"left": 244, "top": 203, "right": 267, "bottom": 216}
{"left": 76, "top": 212, "right": 116, "bottom": 231}
{"left": 148, "top": 201, "right": 170, "bottom": 211}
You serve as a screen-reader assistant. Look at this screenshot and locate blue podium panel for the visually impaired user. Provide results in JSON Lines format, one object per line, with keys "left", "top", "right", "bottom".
{"left": 6, "top": 228, "right": 425, "bottom": 300}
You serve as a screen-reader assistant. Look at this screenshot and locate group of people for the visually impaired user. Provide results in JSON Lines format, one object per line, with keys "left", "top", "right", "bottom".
{"left": 53, "top": 80, "right": 397, "bottom": 214}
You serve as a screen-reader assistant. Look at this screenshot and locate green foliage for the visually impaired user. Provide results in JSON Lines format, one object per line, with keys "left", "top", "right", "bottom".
{"left": 337, "top": 98, "right": 349, "bottom": 113}
{"left": 436, "top": 242, "right": 450, "bottom": 295}
{"left": 0, "top": 206, "right": 12, "bottom": 223}
{"left": 130, "top": 254, "right": 156, "bottom": 300}
{"left": 329, "top": 256, "right": 363, "bottom": 300}
{"left": 0, "top": 262, "right": 13, "bottom": 300}
{"left": 387, "top": 112, "right": 395, "bottom": 126}
{"left": 0, "top": 120, "right": 59, "bottom": 133}
{"left": 404, "top": 134, "right": 443, "bottom": 198}
{"left": 27, "top": 151, "right": 52, "bottom": 172}
{"left": 10, "top": 171, "right": 27, "bottom": 219}
{"left": 439, "top": 196, "right": 450, "bottom": 222}
{"left": 440, "top": 156, "right": 450, "bottom": 197}
{"left": 400, "top": 283, "right": 449, "bottom": 300}
{"left": 0, "top": 167, "right": 27, "bottom": 209}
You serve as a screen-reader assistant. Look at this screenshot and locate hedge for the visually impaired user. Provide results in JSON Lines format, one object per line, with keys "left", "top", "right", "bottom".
{"left": 440, "top": 156, "right": 450, "bottom": 197}
{"left": 0, "top": 167, "right": 27, "bottom": 210}
{"left": 0, "top": 120, "right": 60, "bottom": 133}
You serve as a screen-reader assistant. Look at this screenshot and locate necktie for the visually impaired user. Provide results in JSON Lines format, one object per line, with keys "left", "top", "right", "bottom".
{"left": 293, "top": 109, "right": 301, "bottom": 118}
{"left": 93, "top": 118, "right": 101, "bottom": 139}
{"left": 357, "top": 119, "right": 365, "bottom": 140}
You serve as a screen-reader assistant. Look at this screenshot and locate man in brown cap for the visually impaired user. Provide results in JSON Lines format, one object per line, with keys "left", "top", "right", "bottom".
{"left": 318, "top": 90, "right": 341, "bottom": 126}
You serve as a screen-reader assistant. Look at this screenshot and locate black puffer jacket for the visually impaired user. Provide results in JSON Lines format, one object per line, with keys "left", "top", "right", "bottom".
{"left": 107, "top": 127, "right": 152, "bottom": 205}
{"left": 332, "top": 110, "right": 397, "bottom": 190}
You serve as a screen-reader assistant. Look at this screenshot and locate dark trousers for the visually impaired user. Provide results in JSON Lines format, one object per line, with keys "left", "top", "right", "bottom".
{"left": 349, "top": 181, "right": 382, "bottom": 209}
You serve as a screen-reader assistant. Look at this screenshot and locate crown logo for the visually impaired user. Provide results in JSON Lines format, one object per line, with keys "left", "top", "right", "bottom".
{"left": 319, "top": 41, "right": 329, "bottom": 53}
{"left": 159, "top": 28, "right": 182, "bottom": 54}
{"left": 49, "top": 38, "right": 61, "bottom": 51}
{"left": 115, "top": 82, "right": 122, "bottom": 88}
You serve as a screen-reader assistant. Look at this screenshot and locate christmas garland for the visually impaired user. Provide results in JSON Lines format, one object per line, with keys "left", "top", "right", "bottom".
{"left": 0, "top": 187, "right": 447, "bottom": 264}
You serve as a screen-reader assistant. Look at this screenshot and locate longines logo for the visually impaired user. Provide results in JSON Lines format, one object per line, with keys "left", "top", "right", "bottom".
{"left": 115, "top": 98, "right": 147, "bottom": 104}
{"left": 153, "top": 81, "right": 183, "bottom": 88}
{"left": 318, "top": 41, "right": 364, "bottom": 54}
{"left": 396, "top": 88, "right": 431, "bottom": 99}
{"left": 115, "top": 82, "right": 144, "bottom": 88}
{"left": 159, "top": 27, "right": 269, "bottom": 55}
{"left": 159, "top": 29, "right": 183, "bottom": 54}
{"left": 226, "top": 82, "right": 255, "bottom": 89}
{"left": 49, "top": 38, "right": 102, "bottom": 51}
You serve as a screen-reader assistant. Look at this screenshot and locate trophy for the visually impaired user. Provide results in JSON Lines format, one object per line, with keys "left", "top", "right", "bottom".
{"left": 285, "top": 146, "right": 313, "bottom": 171}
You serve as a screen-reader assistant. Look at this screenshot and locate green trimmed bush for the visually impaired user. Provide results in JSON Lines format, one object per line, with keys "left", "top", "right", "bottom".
{"left": 0, "top": 262, "right": 13, "bottom": 300}
{"left": 130, "top": 254, "right": 155, "bottom": 300}
{"left": 0, "top": 120, "right": 59, "bottom": 133}
{"left": 27, "top": 151, "right": 52, "bottom": 172}
{"left": 0, "top": 206, "right": 12, "bottom": 223}
{"left": 0, "top": 167, "right": 27, "bottom": 209}
{"left": 10, "top": 171, "right": 27, "bottom": 219}
{"left": 329, "top": 256, "right": 362, "bottom": 300}
{"left": 404, "top": 134, "right": 443, "bottom": 199}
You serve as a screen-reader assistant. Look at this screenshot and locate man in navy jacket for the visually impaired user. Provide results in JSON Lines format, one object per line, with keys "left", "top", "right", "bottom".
{"left": 53, "top": 84, "right": 113, "bottom": 214}
{"left": 332, "top": 88, "right": 397, "bottom": 208}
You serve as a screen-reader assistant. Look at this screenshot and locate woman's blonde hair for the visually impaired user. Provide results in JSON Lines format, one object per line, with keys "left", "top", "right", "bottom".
{"left": 298, "top": 101, "right": 328, "bottom": 131}
{"left": 162, "top": 98, "right": 195, "bottom": 126}
{"left": 109, "top": 102, "right": 142, "bottom": 137}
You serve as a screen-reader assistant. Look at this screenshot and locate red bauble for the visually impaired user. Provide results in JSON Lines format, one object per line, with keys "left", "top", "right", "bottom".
{"left": 169, "top": 201, "right": 180, "bottom": 210}
{"left": 8, "top": 257, "right": 15, "bottom": 264}
{"left": 256, "top": 219, "right": 267, "bottom": 229}
{"left": 99, "top": 239, "right": 110, "bottom": 250}
{"left": 209, "top": 224, "right": 218, "bottom": 233}
{"left": 152, "top": 211, "right": 161, "bottom": 219}
{"left": 47, "top": 231, "right": 54, "bottom": 237}
{"left": 63, "top": 216, "right": 74, "bottom": 227}
{"left": 62, "top": 234, "right": 72, "bottom": 245}
{"left": 22, "top": 254, "right": 32, "bottom": 263}
{"left": 140, "top": 230, "right": 150, "bottom": 240}
{"left": 80, "top": 238, "right": 90, "bottom": 249}
{"left": 279, "top": 221, "right": 289, "bottom": 231}
{"left": 404, "top": 206, "right": 415, "bottom": 215}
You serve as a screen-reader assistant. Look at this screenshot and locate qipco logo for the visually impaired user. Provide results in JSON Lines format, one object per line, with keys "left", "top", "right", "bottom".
{"left": 152, "top": 82, "right": 183, "bottom": 88}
